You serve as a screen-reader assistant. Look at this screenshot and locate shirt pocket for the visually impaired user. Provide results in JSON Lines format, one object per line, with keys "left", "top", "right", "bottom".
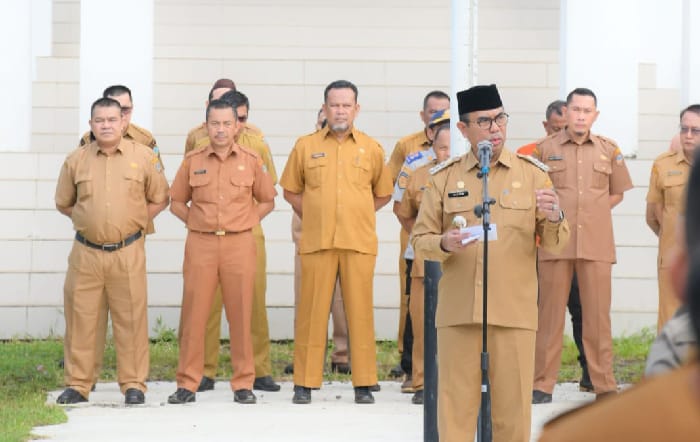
{"left": 544, "top": 160, "right": 567, "bottom": 189}
{"left": 351, "top": 154, "right": 372, "bottom": 187}
{"left": 306, "top": 156, "right": 328, "bottom": 188}
{"left": 189, "top": 172, "right": 215, "bottom": 202}
{"left": 230, "top": 170, "right": 254, "bottom": 201}
{"left": 592, "top": 161, "right": 611, "bottom": 189}
{"left": 443, "top": 192, "right": 476, "bottom": 229}
{"left": 498, "top": 190, "right": 533, "bottom": 231}
{"left": 75, "top": 170, "right": 93, "bottom": 202}
{"left": 123, "top": 169, "right": 145, "bottom": 200}
{"left": 662, "top": 174, "right": 686, "bottom": 208}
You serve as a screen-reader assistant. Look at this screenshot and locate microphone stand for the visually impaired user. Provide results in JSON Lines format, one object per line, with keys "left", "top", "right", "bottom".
{"left": 473, "top": 141, "right": 495, "bottom": 442}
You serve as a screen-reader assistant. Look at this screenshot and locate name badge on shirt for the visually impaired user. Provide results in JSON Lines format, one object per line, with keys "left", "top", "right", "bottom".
{"left": 668, "top": 170, "right": 683, "bottom": 176}
{"left": 547, "top": 155, "right": 563, "bottom": 161}
{"left": 194, "top": 169, "right": 207, "bottom": 175}
{"left": 311, "top": 152, "right": 326, "bottom": 159}
{"left": 448, "top": 190, "right": 469, "bottom": 198}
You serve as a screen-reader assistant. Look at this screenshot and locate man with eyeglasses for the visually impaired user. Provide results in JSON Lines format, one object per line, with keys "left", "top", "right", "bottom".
{"left": 182, "top": 81, "right": 281, "bottom": 394}
{"left": 532, "top": 87, "right": 633, "bottom": 404}
{"left": 412, "top": 84, "right": 570, "bottom": 441}
{"left": 646, "top": 104, "right": 700, "bottom": 331}
{"left": 71, "top": 84, "right": 162, "bottom": 393}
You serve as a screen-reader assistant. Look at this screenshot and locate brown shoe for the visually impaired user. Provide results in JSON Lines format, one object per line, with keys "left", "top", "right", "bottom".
{"left": 401, "top": 375, "right": 415, "bottom": 393}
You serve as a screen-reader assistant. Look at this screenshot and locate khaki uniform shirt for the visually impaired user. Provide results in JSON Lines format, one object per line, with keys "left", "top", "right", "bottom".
{"left": 412, "top": 149, "right": 570, "bottom": 330}
{"left": 170, "top": 143, "right": 276, "bottom": 233}
{"left": 539, "top": 362, "right": 700, "bottom": 442}
{"left": 398, "top": 163, "right": 434, "bottom": 277}
{"left": 55, "top": 139, "right": 169, "bottom": 244}
{"left": 387, "top": 129, "right": 431, "bottom": 181}
{"left": 184, "top": 122, "right": 264, "bottom": 153}
{"left": 279, "top": 126, "right": 393, "bottom": 255}
{"left": 646, "top": 150, "right": 690, "bottom": 268}
{"left": 534, "top": 131, "right": 633, "bottom": 263}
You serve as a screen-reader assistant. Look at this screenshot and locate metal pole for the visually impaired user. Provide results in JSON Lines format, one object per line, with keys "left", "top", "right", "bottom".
{"left": 423, "top": 260, "right": 442, "bottom": 442}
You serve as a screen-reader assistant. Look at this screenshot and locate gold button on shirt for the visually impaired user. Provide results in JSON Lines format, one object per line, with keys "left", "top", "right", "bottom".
{"left": 55, "top": 139, "right": 169, "bottom": 244}
{"left": 534, "top": 131, "right": 633, "bottom": 263}
{"left": 280, "top": 126, "right": 393, "bottom": 255}
{"left": 412, "top": 149, "right": 570, "bottom": 330}
{"left": 170, "top": 144, "right": 276, "bottom": 233}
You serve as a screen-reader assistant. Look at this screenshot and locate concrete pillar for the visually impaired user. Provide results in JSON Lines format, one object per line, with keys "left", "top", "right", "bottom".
{"left": 450, "top": 0, "right": 473, "bottom": 156}
{"left": 79, "top": 0, "right": 154, "bottom": 128}
{"left": 560, "top": 0, "right": 639, "bottom": 155}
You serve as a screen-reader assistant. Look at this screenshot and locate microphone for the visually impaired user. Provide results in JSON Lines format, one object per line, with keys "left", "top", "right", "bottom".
{"left": 477, "top": 140, "right": 493, "bottom": 176}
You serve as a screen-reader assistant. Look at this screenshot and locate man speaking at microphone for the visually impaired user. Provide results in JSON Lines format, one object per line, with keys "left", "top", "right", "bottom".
{"left": 412, "top": 84, "right": 570, "bottom": 441}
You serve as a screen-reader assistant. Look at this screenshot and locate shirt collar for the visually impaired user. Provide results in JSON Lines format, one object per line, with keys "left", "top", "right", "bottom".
{"left": 465, "top": 146, "right": 513, "bottom": 171}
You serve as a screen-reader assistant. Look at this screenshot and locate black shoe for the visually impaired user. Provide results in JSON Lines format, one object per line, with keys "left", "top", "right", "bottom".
{"left": 283, "top": 363, "right": 294, "bottom": 374}
{"left": 412, "top": 389, "right": 424, "bottom": 404}
{"left": 168, "top": 388, "right": 196, "bottom": 404}
{"left": 124, "top": 388, "right": 145, "bottom": 405}
{"left": 354, "top": 386, "right": 375, "bottom": 404}
{"left": 56, "top": 388, "right": 87, "bottom": 405}
{"left": 197, "top": 376, "right": 215, "bottom": 392}
{"left": 292, "top": 385, "right": 311, "bottom": 404}
{"left": 331, "top": 362, "right": 351, "bottom": 374}
{"left": 369, "top": 384, "right": 381, "bottom": 392}
{"left": 596, "top": 391, "right": 617, "bottom": 401}
{"left": 253, "top": 375, "right": 281, "bottom": 392}
{"left": 532, "top": 390, "right": 552, "bottom": 404}
{"left": 91, "top": 384, "right": 96, "bottom": 392}
{"left": 233, "top": 389, "right": 257, "bottom": 404}
{"left": 579, "top": 367, "right": 594, "bottom": 392}
{"left": 389, "top": 364, "right": 404, "bottom": 378}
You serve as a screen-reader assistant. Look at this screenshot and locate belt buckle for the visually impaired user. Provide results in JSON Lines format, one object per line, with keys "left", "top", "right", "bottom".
{"left": 102, "top": 243, "right": 119, "bottom": 252}
{"left": 215, "top": 230, "right": 226, "bottom": 236}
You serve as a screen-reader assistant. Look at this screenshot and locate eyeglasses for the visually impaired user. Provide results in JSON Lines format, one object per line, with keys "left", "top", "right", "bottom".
{"left": 468, "top": 113, "right": 509, "bottom": 130}
{"left": 679, "top": 125, "right": 700, "bottom": 136}
{"left": 237, "top": 115, "right": 248, "bottom": 123}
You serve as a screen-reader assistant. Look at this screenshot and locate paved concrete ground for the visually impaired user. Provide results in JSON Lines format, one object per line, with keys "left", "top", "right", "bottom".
{"left": 33, "top": 381, "right": 595, "bottom": 442}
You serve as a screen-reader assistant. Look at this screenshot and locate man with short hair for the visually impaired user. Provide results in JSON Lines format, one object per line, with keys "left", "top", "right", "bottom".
{"left": 412, "top": 84, "right": 569, "bottom": 441}
{"left": 387, "top": 90, "right": 450, "bottom": 383}
{"left": 280, "top": 80, "right": 393, "bottom": 405}
{"left": 533, "top": 88, "right": 633, "bottom": 403}
{"left": 182, "top": 82, "right": 280, "bottom": 393}
{"left": 168, "top": 99, "right": 276, "bottom": 405}
{"left": 646, "top": 104, "right": 700, "bottom": 331}
{"left": 56, "top": 97, "right": 169, "bottom": 405}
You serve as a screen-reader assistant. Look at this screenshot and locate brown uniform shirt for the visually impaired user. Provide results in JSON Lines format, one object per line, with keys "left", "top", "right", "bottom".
{"left": 539, "top": 362, "right": 700, "bottom": 442}
{"left": 387, "top": 129, "right": 431, "bottom": 181}
{"left": 55, "top": 139, "right": 169, "bottom": 244}
{"left": 534, "top": 131, "right": 633, "bottom": 263}
{"left": 412, "top": 149, "right": 570, "bottom": 330}
{"left": 279, "top": 126, "right": 393, "bottom": 256}
{"left": 170, "top": 143, "right": 276, "bottom": 233}
{"left": 646, "top": 150, "right": 691, "bottom": 268}
{"left": 398, "top": 163, "right": 434, "bottom": 277}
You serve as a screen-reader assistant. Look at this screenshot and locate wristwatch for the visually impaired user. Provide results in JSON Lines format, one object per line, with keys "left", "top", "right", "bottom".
{"left": 550, "top": 209, "right": 564, "bottom": 224}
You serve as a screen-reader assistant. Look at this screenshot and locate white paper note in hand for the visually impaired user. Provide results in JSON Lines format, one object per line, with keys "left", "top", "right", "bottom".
{"left": 460, "top": 224, "right": 498, "bottom": 244}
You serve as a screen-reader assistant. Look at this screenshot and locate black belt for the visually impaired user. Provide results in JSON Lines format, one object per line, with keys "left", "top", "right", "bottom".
{"left": 75, "top": 231, "right": 142, "bottom": 252}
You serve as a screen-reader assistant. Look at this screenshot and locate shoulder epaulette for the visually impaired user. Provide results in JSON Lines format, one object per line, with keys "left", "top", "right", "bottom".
{"left": 517, "top": 153, "right": 550, "bottom": 172}
{"left": 429, "top": 155, "right": 461, "bottom": 175}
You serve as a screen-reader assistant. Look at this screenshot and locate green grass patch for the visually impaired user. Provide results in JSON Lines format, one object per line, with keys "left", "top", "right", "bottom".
{"left": 0, "top": 328, "right": 654, "bottom": 442}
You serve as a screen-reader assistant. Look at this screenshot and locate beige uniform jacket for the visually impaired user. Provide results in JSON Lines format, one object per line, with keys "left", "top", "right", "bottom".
{"left": 412, "top": 149, "right": 570, "bottom": 330}
{"left": 387, "top": 129, "right": 430, "bottom": 180}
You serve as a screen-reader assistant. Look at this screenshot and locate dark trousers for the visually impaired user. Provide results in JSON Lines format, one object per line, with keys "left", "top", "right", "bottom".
{"left": 400, "top": 259, "right": 414, "bottom": 374}
{"left": 568, "top": 272, "right": 588, "bottom": 372}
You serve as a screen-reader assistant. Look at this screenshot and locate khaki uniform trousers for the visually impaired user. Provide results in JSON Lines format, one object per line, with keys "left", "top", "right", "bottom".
{"left": 176, "top": 231, "right": 256, "bottom": 392}
{"left": 292, "top": 214, "right": 349, "bottom": 363}
{"left": 63, "top": 237, "right": 149, "bottom": 398}
{"left": 409, "top": 276, "right": 425, "bottom": 390}
{"left": 657, "top": 266, "right": 681, "bottom": 332}
{"left": 438, "top": 324, "right": 535, "bottom": 442}
{"left": 294, "top": 249, "right": 378, "bottom": 388}
{"left": 196, "top": 224, "right": 273, "bottom": 379}
{"left": 534, "top": 259, "right": 617, "bottom": 394}
{"left": 398, "top": 228, "right": 409, "bottom": 352}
